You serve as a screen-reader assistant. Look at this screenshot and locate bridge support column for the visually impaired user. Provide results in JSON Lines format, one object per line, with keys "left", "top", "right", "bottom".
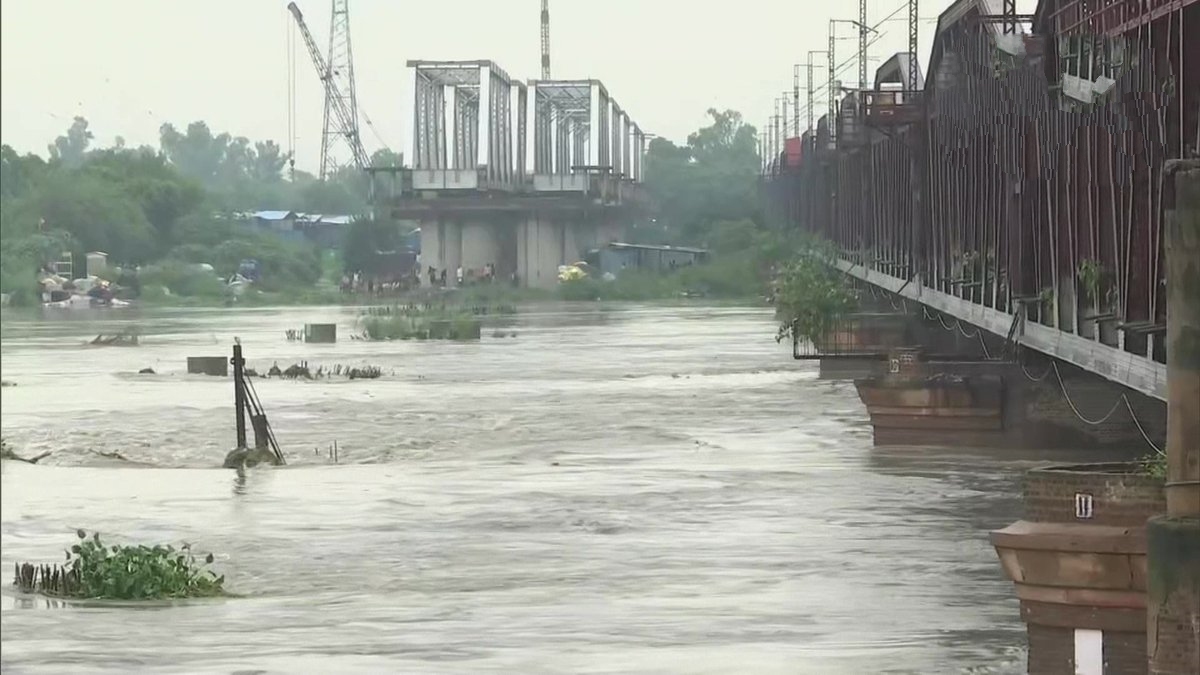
{"left": 419, "top": 220, "right": 442, "bottom": 287}
{"left": 991, "top": 464, "right": 1166, "bottom": 675}
{"left": 812, "top": 311, "right": 913, "bottom": 380}
{"left": 842, "top": 305, "right": 1168, "bottom": 451}
{"left": 853, "top": 347, "right": 1005, "bottom": 447}
{"left": 444, "top": 221, "right": 462, "bottom": 288}
{"left": 1146, "top": 163, "right": 1200, "bottom": 675}
{"left": 461, "top": 221, "right": 500, "bottom": 276}
{"left": 417, "top": 219, "right": 463, "bottom": 287}
{"left": 518, "top": 215, "right": 566, "bottom": 290}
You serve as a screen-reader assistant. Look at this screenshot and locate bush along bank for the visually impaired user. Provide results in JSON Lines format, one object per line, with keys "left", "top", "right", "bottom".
{"left": 771, "top": 235, "right": 859, "bottom": 346}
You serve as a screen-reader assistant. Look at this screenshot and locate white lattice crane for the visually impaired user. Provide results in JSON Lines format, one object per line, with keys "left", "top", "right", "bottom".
{"left": 287, "top": 1, "right": 368, "bottom": 180}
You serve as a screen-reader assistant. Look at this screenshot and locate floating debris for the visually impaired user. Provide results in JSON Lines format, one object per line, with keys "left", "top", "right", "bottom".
{"left": 1, "top": 440, "right": 50, "bottom": 464}
{"left": 89, "top": 331, "right": 140, "bottom": 347}
{"left": 281, "top": 363, "right": 313, "bottom": 380}
{"left": 265, "top": 361, "right": 383, "bottom": 380}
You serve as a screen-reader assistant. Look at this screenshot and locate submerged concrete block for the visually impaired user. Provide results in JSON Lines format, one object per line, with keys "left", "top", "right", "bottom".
{"left": 187, "top": 356, "right": 228, "bottom": 377}
{"left": 304, "top": 323, "right": 337, "bottom": 344}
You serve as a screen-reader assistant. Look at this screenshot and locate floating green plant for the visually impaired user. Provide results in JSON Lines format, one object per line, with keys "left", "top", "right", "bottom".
{"left": 12, "top": 530, "right": 226, "bottom": 600}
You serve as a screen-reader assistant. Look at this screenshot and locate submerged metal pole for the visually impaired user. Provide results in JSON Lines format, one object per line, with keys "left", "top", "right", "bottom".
{"left": 232, "top": 344, "right": 247, "bottom": 449}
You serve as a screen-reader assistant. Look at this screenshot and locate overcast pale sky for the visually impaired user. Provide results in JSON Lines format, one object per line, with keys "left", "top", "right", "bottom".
{"left": 0, "top": 0, "right": 1035, "bottom": 173}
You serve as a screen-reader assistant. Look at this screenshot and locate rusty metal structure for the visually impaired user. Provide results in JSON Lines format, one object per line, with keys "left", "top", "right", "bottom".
{"left": 764, "top": 0, "right": 1197, "bottom": 401}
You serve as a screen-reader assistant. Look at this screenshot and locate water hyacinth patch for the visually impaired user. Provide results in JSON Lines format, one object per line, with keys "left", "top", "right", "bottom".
{"left": 12, "top": 529, "right": 226, "bottom": 600}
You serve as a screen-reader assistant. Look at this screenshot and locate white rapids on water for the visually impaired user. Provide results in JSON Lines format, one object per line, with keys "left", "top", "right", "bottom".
{"left": 0, "top": 303, "right": 1034, "bottom": 674}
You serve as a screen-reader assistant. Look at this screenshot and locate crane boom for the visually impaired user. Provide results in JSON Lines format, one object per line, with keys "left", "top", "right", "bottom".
{"left": 287, "top": 1, "right": 368, "bottom": 175}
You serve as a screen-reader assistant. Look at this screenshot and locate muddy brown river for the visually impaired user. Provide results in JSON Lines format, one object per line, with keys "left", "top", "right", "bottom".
{"left": 1, "top": 303, "right": 1038, "bottom": 673}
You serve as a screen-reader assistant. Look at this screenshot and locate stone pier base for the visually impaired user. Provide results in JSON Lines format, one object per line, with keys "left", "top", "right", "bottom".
{"left": 818, "top": 356, "right": 880, "bottom": 380}
{"left": 850, "top": 350, "right": 1166, "bottom": 451}
{"left": 992, "top": 464, "right": 1167, "bottom": 675}
{"left": 1146, "top": 515, "right": 1200, "bottom": 674}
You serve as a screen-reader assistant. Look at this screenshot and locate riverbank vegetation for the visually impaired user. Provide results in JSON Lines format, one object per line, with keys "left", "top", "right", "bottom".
{"left": 359, "top": 305, "right": 484, "bottom": 341}
{"left": 1, "top": 117, "right": 394, "bottom": 306}
{"left": 12, "top": 529, "right": 225, "bottom": 600}
{"left": 559, "top": 109, "right": 793, "bottom": 302}
{"left": 1, "top": 108, "right": 829, "bottom": 309}
{"left": 771, "top": 234, "right": 859, "bottom": 344}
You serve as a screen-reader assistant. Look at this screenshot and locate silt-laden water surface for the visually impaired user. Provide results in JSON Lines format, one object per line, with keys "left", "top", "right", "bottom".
{"left": 2, "top": 303, "right": 1029, "bottom": 673}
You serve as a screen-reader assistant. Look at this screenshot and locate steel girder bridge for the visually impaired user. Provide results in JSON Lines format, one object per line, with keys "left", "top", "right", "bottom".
{"left": 763, "top": 0, "right": 1197, "bottom": 402}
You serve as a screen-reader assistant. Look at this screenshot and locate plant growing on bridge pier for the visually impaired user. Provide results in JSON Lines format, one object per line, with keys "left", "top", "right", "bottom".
{"left": 773, "top": 236, "right": 857, "bottom": 346}
{"left": 1076, "top": 258, "right": 1117, "bottom": 309}
{"left": 13, "top": 529, "right": 226, "bottom": 600}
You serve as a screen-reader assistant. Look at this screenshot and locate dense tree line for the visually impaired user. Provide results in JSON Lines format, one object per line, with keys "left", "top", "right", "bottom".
{"left": 1, "top": 108, "right": 782, "bottom": 303}
{"left": 0, "top": 116, "right": 393, "bottom": 302}
{"left": 630, "top": 109, "right": 791, "bottom": 296}
{"left": 638, "top": 108, "right": 764, "bottom": 247}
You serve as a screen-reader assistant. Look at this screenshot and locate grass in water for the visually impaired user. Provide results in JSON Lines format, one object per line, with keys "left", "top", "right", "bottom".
{"left": 360, "top": 310, "right": 482, "bottom": 341}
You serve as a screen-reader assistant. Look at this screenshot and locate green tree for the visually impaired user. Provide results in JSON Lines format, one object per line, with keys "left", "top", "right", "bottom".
{"left": 369, "top": 148, "right": 404, "bottom": 168}
{"left": 19, "top": 170, "right": 157, "bottom": 262}
{"left": 251, "top": 140, "right": 289, "bottom": 182}
{"left": 2, "top": 145, "right": 50, "bottom": 201}
{"left": 643, "top": 109, "right": 761, "bottom": 246}
{"left": 82, "top": 148, "right": 205, "bottom": 249}
{"left": 341, "top": 216, "right": 405, "bottom": 274}
{"left": 300, "top": 167, "right": 368, "bottom": 214}
{"left": 47, "top": 116, "right": 94, "bottom": 168}
{"left": 159, "top": 121, "right": 229, "bottom": 188}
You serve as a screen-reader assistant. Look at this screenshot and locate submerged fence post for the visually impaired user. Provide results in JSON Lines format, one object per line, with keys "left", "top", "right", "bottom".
{"left": 231, "top": 344, "right": 247, "bottom": 449}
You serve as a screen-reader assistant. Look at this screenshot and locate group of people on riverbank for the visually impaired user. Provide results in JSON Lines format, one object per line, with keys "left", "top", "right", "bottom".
{"left": 339, "top": 270, "right": 420, "bottom": 296}
{"left": 340, "top": 263, "right": 517, "bottom": 296}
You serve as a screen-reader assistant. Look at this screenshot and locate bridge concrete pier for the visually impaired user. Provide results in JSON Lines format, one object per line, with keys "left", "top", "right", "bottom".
{"left": 813, "top": 303, "right": 1169, "bottom": 453}
{"left": 1146, "top": 162, "right": 1200, "bottom": 675}
{"left": 418, "top": 219, "right": 464, "bottom": 288}
{"left": 517, "top": 215, "right": 570, "bottom": 290}
{"left": 408, "top": 205, "right": 634, "bottom": 291}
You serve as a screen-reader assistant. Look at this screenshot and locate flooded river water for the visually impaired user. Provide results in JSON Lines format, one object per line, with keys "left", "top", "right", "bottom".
{"left": 1, "top": 303, "right": 1034, "bottom": 673}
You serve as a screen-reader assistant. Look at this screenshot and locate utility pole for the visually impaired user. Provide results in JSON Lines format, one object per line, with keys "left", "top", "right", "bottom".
{"left": 541, "top": 0, "right": 551, "bottom": 78}
{"left": 909, "top": 0, "right": 920, "bottom": 89}
{"left": 807, "top": 50, "right": 827, "bottom": 134}
{"left": 781, "top": 93, "right": 791, "bottom": 139}
{"left": 793, "top": 65, "right": 801, "bottom": 138}
{"left": 828, "top": 22, "right": 837, "bottom": 145}
{"left": 773, "top": 99, "right": 782, "bottom": 160}
{"left": 829, "top": 17, "right": 879, "bottom": 143}
{"left": 859, "top": 0, "right": 868, "bottom": 91}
